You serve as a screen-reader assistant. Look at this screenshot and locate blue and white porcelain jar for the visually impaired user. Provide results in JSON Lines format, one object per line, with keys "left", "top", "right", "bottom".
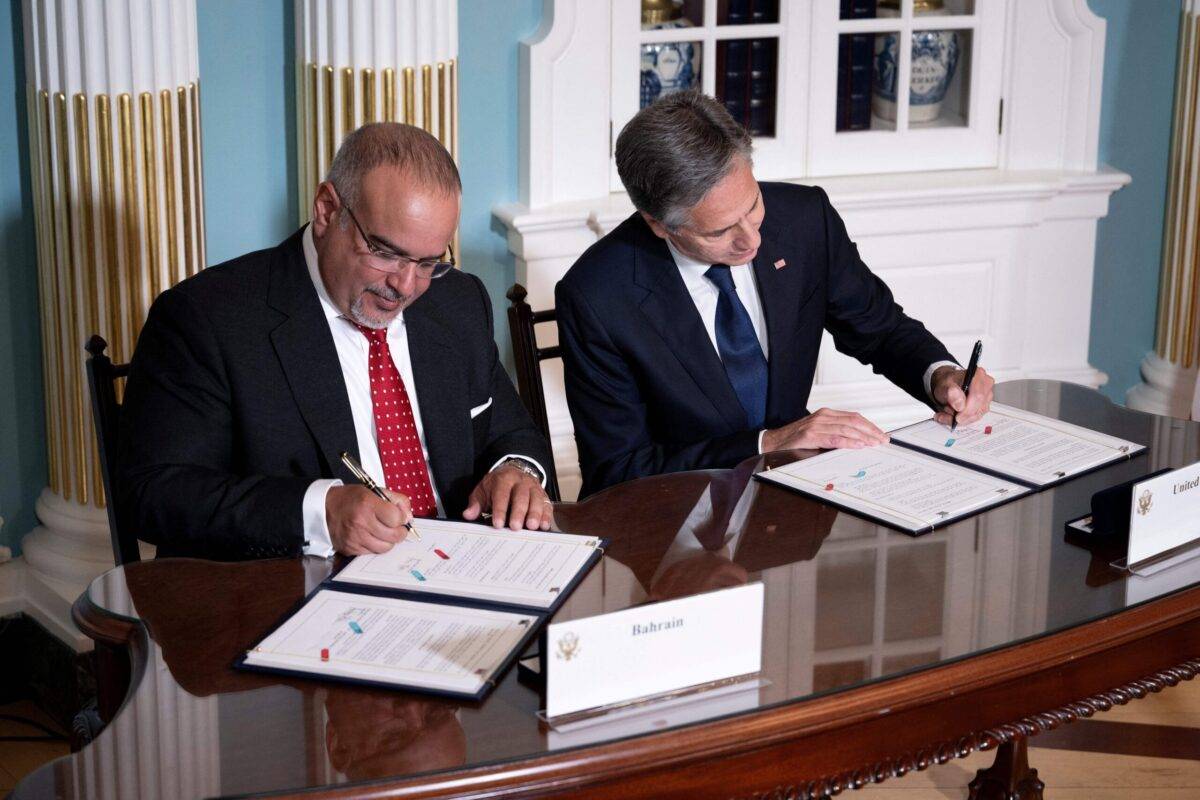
{"left": 640, "top": 0, "right": 700, "bottom": 108}
{"left": 872, "top": 0, "right": 960, "bottom": 124}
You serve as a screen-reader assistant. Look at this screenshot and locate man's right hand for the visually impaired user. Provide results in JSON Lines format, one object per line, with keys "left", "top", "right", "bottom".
{"left": 325, "top": 485, "right": 412, "bottom": 555}
{"left": 761, "top": 407, "right": 889, "bottom": 453}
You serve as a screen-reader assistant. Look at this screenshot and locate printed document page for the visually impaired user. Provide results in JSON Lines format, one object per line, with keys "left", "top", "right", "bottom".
{"left": 889, "top": 402, "right": 1144, "bottom": 487}
{"left": 243, "top": 589, "right": 535, "bottom": 694}
{"left": 332, "top": 519, "right": 603, "bottom": 609}
{"left": 757, "top": 443, "right": 1029, "bottom": 533}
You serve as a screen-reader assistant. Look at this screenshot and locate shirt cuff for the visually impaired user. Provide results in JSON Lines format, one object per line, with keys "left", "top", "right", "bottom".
{"left": 756, "top": 429, "right": 767, "bottom": 455}
{"left": 302, "top": 478, "right": 342, "bottom": 558}
{"left": 923, "top": 360, "right": 961, "bottom": 403}
{"left": 489, "top": 454, "right": 548, "bottom": 488}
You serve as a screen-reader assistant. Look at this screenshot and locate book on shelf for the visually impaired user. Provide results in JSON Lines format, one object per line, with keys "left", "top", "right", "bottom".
{"left": 837, "top": 0, "right": 877, "bottom": 131}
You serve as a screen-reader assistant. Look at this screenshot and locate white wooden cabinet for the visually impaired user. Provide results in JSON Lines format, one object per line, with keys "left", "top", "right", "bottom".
{"left": 496, "top": 0, "right": 1127, "bottom": 501}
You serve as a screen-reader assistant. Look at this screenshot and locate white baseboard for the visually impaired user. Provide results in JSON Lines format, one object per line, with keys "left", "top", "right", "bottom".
{"left": 0, "top": 556, "right": 92, "bottom": 652}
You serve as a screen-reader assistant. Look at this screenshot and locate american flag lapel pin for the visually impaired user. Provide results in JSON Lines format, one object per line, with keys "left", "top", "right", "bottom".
{"left": 774, "top": 258, "right": 787, "bottom": 270}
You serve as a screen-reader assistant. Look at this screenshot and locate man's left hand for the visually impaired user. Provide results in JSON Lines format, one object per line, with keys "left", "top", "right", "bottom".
{"left": 931, "top": 364, "right": 995, "bottom": 427}
{"left": 463, "top": 464, "right": 553, "bottom": 531}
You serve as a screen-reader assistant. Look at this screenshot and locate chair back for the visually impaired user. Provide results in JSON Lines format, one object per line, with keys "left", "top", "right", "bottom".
{"left": 85, "top": 335, "right": 139, "bottom": 565}
{"left": 506, "top": 284, "right": 562, "bottom": 501}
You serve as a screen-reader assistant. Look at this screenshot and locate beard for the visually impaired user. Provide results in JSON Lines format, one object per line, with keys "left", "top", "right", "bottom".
{"left": 349, "top": 283, "right": 405, "bottom": 329}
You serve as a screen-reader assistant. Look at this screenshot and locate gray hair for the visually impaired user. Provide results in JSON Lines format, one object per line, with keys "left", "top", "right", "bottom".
{"left": 326, "top": 122, "right": 461, "bottom": 212}
{"left": 615, "top": 90, "right": 752, "bottom": 230}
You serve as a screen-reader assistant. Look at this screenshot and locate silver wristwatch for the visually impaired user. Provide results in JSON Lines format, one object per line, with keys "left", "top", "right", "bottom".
{"left": 499, "top": 457, "right": 543, "bottom": 484}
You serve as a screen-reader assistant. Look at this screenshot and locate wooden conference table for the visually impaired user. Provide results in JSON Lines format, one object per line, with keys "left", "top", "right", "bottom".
{"left": 13, "top": 380, "right": 1200, "bottom": 799}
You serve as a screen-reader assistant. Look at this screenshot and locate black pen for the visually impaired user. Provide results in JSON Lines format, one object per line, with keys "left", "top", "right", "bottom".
{"left": 951, "top": 339, "right": 983, "bottom": 432}
{"left": 339, "top": 451, "right": 421, "bottom": 540}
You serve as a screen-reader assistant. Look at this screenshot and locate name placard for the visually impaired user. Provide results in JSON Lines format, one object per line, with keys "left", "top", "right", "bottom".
{"left": 1128, "top": 461, "right": 1200, "bottom": 568}
{"left": 544, "top": 583, "right": 764, "bottom": 720}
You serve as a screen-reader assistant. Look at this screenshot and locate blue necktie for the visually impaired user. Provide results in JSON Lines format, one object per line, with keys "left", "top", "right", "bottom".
{"left": 705, "top": 264, "right": 768, "bottom": 429}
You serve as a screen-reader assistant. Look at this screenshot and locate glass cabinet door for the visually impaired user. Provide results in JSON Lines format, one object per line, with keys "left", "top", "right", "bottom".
{"left": 611, "top": 0, "right": 806, "bottom": 188}
{"left": 611, "top": 0, "right": 1007, "bottom": 186}
{"left": 811, "top": 0, "right": 1005, "bottom": 176}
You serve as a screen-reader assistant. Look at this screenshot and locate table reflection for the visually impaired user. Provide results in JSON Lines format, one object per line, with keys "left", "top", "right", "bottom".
{"left": 322, "top": 689, "right": 465, "bottom": 781}
{"left": 21, "top": 381, "right": 1200, "bottom": 800}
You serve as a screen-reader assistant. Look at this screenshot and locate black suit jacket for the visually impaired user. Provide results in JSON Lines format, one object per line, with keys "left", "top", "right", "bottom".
{"left": 556, "top": 182, "right": 954, "bottom": 497}
{"left": 117, "top": 228, "right": 551, "bottom": 561}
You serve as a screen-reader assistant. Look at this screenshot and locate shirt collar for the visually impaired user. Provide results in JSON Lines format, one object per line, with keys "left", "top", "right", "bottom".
{"left": 665, "top": 239, "right": 751, "bottom": 294}
{"left": 665, "top": 238, "right": 710, "bottom": 273}
{"left": 303, "top": 224, "right": 405, "bottom": 330}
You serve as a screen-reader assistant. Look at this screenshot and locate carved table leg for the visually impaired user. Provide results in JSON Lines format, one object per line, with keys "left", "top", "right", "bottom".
{"left": 93, "top": 640, "right": 131, "bottom": 723}
{"left": 967, "top": 739, "right": 1045, "bottom": 800}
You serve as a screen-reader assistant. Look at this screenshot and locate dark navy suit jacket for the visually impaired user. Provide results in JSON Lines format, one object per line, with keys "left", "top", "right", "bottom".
{"left": 556, "top": 182, "right": 954, "bottom": 498}
{"left": 118, "top": 228, "right": 551, "bottom": 561}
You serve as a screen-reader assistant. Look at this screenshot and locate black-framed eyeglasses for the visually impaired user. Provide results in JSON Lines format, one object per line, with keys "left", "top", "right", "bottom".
{"left": 341, "top": 203, "right": 455, "bottom": 279}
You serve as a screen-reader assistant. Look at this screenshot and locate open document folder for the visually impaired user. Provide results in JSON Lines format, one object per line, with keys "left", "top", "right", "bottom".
{"left": 238, "top": 520, "right": 606, "bottom": 700}
{"left": 757, "top": 402, "right": 1144, "bottom": 536}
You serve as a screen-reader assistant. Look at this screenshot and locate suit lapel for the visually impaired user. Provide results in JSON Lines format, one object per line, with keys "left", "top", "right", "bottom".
{"left": 751, "top": 219, "right": 817, "bottom": 421}
{"left": 267, "top": 230, "right": 359, "bottom": 481}
{"left": 404, "top": 304, "right": 471, "bottom": 499}
{"left": 633, "top": 228, "right": 748, "bottom": 430}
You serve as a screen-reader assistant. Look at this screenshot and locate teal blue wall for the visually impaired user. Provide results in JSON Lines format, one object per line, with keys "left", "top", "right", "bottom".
{"left": 0, "top": 0, "right": 43, "bottom": 554}
{"left": 197, "top": 0, "right": 298, "bottom": 264}
{"left": 0, "top": 1, "right": 1182, "bottom": 554}
{"left": 1088, "top": 1, "right": 1180, "bottom": 402}
{"left": 458, "top": 0, "right": 543, "bottom": 362}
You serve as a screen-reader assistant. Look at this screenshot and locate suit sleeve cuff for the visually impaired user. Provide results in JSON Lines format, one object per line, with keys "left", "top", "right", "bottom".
{"left": 489, "top": 454, "right": 548, "bottom": 488}
{"left": 923, "top": 360, "right": 961, "bottom": 403}
{"left": 302, "top": 478, "right": 342, "bottom": 558}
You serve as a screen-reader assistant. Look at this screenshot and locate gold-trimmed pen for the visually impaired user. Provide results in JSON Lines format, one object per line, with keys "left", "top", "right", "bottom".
{"left": 339, "top": 451, "right": 421, "bottom": 540}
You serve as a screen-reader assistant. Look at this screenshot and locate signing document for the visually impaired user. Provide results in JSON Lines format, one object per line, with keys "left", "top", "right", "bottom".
{"left": 758, "top": 403, "right": 1144, "bottom": 535}
{"left": 757, "top": 443, "right": 1030, "bottom": 534}
{"left": 889, "top": 402, "right": 1144, "bottom": 487}
{"left": 241, "top": 590, "right": 535, "bottom": 696}
{"left": 238, "top": 520, "right": 607, "bottom": 699}
{"left": 333, "top": 519, "right": 604, "bottom": 609}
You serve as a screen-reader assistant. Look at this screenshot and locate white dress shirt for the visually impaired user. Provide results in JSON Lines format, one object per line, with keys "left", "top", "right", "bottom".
{"left": 663, "top": 240, "right": 956, "bottom": 452}
{"left": 299, "top": 227, "right": 543, "bottom": 557}
{"left": 666, "top": 240, "right": 769, "bottom": 358}
{"left": 649, "top": 479, "right": 759, "bottom": 587}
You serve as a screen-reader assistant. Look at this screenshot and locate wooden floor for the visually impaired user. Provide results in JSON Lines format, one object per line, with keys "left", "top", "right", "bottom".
{"left": 861, "top": 675, "right": 1200, "bottom": 798}
{"left": 0, "top": 699, "right": 70, "bottom": 795}
{"left": 1, "top": 680, "right": 1199, "bottom": 796}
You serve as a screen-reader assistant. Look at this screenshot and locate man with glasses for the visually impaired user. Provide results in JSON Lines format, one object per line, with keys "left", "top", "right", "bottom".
{"left": 119, "top": 123, "right": 552, "bottom": 561}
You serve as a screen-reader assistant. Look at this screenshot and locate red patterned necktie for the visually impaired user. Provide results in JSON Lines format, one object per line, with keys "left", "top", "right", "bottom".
{"left": 354, "top": 323, "right": 438, "bottom": 517}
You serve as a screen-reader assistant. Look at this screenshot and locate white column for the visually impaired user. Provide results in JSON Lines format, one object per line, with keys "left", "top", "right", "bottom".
{"left": 18, "top": 0, "right": 201, "bottom": 646}
{"left": 295, "top": 0, "right": 458, "bottom": 219}
{"left": 1129, "top": 1, "right": 1200, "bottom": 418}
{"left": 72, "top": 576, "right": 221, "bottom": 800}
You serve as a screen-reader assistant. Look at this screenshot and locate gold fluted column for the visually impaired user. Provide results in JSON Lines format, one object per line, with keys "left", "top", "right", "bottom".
{"left": 1131, "top": 0, "right": 1200, "bottom": 418}
{"left": 20, "top": 0, "right": 202, "bottom": 640}
{"left": 295, "top": 0, "right": 459, "bottom": 221}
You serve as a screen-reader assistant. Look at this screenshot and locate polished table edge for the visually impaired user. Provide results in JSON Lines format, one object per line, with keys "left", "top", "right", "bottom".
{"left": 71, "top": 590, "right": 138, "bottom": 649}
{"left": 71, "top": 589, "right": 148, "bottom": 726}
{"left": 57, "top": 561, "right": 1200, "bottom": 800}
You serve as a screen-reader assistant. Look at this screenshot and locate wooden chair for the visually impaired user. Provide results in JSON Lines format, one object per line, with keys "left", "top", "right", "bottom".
{"left": 84, "top": 335, "right": 139, "bottom": 565}
{"left": 506, "top": 284, "right": 562, "bottom": 501}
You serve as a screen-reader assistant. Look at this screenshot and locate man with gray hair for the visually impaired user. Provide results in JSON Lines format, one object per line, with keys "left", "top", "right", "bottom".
{"left": 557, "top": 91, "right": 994, "bottom": 497}
{"left": 120, "top": 123, "right": 552, "bottom": 560}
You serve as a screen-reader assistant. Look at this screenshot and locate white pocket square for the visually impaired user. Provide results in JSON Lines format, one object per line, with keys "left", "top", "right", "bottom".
{"left": 469, "top": 398, "right": 493, "bottom": 418}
